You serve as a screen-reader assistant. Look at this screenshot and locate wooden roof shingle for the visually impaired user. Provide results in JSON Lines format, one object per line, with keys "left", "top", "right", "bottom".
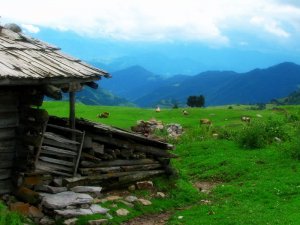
{"left": 0, "top": 26, "right": 109, "bottom": 85}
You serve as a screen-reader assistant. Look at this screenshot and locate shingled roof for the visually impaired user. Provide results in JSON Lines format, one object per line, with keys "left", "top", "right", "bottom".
{"left": 0, "top": 25, "right": 109, "bottom": 86}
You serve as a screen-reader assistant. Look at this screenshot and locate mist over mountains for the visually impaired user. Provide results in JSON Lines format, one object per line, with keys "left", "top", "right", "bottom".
{"left": 96, "top": 62, "right": 300, "bottom": 107}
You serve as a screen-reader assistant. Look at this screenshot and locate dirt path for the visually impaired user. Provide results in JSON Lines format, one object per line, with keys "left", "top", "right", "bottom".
{"left": 121, "top": 212, "right": 171, "bottom": 225}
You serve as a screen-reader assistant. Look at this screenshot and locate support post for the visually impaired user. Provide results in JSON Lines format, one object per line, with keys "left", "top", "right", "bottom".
{"left": 69, "top": 91, "right": 76, "bottom": 140}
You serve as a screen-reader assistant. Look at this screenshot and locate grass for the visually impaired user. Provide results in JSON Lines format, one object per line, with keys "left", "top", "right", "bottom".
{"left": 6, "top": 101, "right": 300, "bottom": 224}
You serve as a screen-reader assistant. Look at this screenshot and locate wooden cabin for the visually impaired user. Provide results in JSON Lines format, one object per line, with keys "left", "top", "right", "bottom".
{"left": 0, "top": 24, "right": 109, "bottom": 194}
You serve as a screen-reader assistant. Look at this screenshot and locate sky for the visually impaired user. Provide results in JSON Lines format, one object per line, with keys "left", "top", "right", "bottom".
{"left": 1, "top": 0, "right": 300, "bottom": 74}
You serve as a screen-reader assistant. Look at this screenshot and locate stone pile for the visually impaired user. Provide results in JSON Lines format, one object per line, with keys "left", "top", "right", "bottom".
{"left": 1, "top": 180, "right": 166, "bottom": 225}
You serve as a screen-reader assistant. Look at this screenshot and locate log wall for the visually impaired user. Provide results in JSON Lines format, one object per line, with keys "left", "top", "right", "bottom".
{"left": 0, "top": 91, "right": 19, "bottom": 194}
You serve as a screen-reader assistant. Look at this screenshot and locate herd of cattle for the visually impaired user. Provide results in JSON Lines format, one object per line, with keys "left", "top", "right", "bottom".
{"left": 97, "top": 107, "right": 253, "bottom": 127}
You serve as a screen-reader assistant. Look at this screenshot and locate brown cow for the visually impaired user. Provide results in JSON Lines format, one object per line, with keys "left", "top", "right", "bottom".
{"left": 97, "top": 112, "right": 110, "bottom": 118}
{"left": 200, "top": 118, "right": 212, "bottom": 125}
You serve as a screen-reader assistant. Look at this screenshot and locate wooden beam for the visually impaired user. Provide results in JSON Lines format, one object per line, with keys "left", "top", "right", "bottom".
{"left": 69, "top": 91, "right": 76, "bottom": 133}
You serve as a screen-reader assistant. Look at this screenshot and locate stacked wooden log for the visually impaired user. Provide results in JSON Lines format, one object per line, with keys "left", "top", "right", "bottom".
{"left": 45, "top": 116, "right": 176, "bottom": 189}
{"left": 0, "top": 91, "right": 18, "bottom": 194}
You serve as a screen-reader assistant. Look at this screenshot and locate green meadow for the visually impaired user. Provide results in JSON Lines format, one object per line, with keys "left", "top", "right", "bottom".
{"left": 2, "top": 101, "right": 300, "bottom": 224}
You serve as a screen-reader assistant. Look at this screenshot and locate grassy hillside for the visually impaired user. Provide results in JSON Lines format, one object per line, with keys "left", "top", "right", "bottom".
{"left": 4, "top": 102, "right": 300, "bottom": 224}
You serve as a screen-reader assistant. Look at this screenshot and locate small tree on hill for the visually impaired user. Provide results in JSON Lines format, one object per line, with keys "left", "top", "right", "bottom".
{"left": 187, "top": 95, "right": 205, "bottom": 107}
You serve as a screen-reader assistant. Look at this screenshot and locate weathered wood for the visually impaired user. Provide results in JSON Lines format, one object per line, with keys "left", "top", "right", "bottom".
{"left": 0, "top": 115, "right": 18, "bottom": 128}
{"left": 47, "top": 124, "right": 84, "bottom": 134}
{"left": 81, "top": 152, "right": 102, "bottom": 163}
{"left": 0, "top": 180, "right": 12, "bottom": 194}
{"left": 43, "top": 138, "right": 77, "bottom": 151}
{"left": 80, "top": 159, "right": 157, "bottom": 168}
{"left": 39, "top": 156, "right": 74, "bottom": 167}
{"left": 42, "top": 84, "right": 62, "bottom": 100}
{"left": 121, "top": 164, "right": 162, "bottom": 172}
{"left": 0, "top": 140, "right": 15, "bottom": 152}
{"left": 79, "top": 163, "right": 162, "bottom": 175}
{"left": 63, "top": 170, "right": 165, "bottom": 187}
{"left": 44, "top": 132, "right": 80, "bottom": 145}
{"left": 118, "top": 170, "right": 165, "bottom": 183}
{"left": 48, "top": 116, "right": 174, "bottom": 150}
{"left": 0, "top": 161, "right": 13, "bottom": 169}
{"left": 0, "top": 105, "right": 17, "bottom": 113}
{"left": 73, "top": 131, "right": 85, "bottom": 176}
{"left": 0, "top": 152, "right": 14, "bottom": 160}
{"left": 85, "top": 81, "right": 98, "bottom": 89}
{"left": 79, "top": 166, "right": 121, "bottom": 175}
{"left": 0, "top": 128, "right": 15, "bottom": 139}
{"left": 41, "top": 146, "right": 77, "bottom": 157}
{"left": 0, "top": 169, "right": 11, "bottom": 180}
{"left": 92, "top": 142, "right": 104, "bottom": 154}
{"left": 92, "top": 135, "right": 177, "bottom": 158}
{"left": 36, "top": 161, "right": 74, "bottom": 173}
{"left": 69, "top": 91, "right": 76, "bottom": 132}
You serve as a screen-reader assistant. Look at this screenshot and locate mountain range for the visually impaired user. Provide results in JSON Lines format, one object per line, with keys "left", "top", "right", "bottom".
{"left": 97, "top": 62, "right": 300, "bottom": 107}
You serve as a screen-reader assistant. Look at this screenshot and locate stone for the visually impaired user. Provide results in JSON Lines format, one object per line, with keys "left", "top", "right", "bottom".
{"left": 15, "top": 186, "right": 40, "bottom": 205}
{"left": 53, "top": 178, "right": 63, "bottom": 187}
{"left": 106, "top": 213, "right": 113, "bottom": 219}
{"left": 9, "top": 202, "right": 30, "bottom": 215}
{"left": 99, "top": 195, "right": 122, "bottom": 203}
{"left": 90, "top": 204, "right": 109, "bottom": 214}
{"left": 136, "top": 181, "right": 153, "bottom": 190}
{"left": 63, "top": 218, "right": 78, "bottom": 225}
{"left": 88, "top": 219, "right": 108, "bottom": 225}
{"left": 137, "top": 198, "right": 152, "bottom": 206}
{"left": 118, "top": 200, "right": 134, "bottom": 208}
{"left": 80, "top": 204, "right": 91, "bottom": 209}
{"left": 28, "top": 205, "right": 44, "bottom": 218}
{"left": 124, "top": 195, "right": 138, "bottom": 203}
{"left": 35, "top": 185, "right": 67, "bottom": 194}
{"left": 116, "top": 208, "right": 130, "bottom": 216}
{"left": 42, "top": 192, "right": 93, "bottom": 209}
{"left": 156, "top": 192, "right": 166, "bottom": 198}
{"left": 71, "top": 186, "right": 102, "bottom": 197}
{"left": 128, "top": 185, "right": 136, "bottom": 191}
{"left": 39, "top": 216, "right": 56, "bottom": 225}
{"left": 55, "top": 208, "right": 93, "bottom": 218}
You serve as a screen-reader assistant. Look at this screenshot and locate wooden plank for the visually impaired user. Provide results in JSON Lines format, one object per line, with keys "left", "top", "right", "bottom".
{"left": 43, "top": 138, "right": 77, "bottom": 151}
{"left": 0, "top": 116, "right": 18, "bottom": 128}
{"left": 0, "top": 105, "right": 17, "bottom": 113}
{"left": 0, "top": 128, "right": 15, "bottom": 139}
{"left": 63, "top": 170, "right": 165, "bottom": 187}
{"left": 93, "top": 135, "right": 177, "bottom": 158}
{"left": 44, "top": 132, "right": 80, "bottom": 145}
{"left": 121, "top": 164, "right": 162, "bottom": 172}
{"left": 0, "top": 152, "right": 14, "bottom": 160}
{"left": 0, "top": 161, "right": 13, "bottom": 169}
{"left": 0, "top": 180, "right": 12, "bottom": 194}
{"left": 36, "top": 161, "right": 74, "bottom": 173}
{"left": 79, "top": 166, "right": 121, "bottom": 175}
{"left": 80, "top": 159, "right": 157, "bottom": 168}
{"left": 41, "top": 146, "right": 77, "bottom": 157}
{"left": 0, "top": 140, "right": 15, "bottom": 152}
{"left": 39, "top": 156, "right": 74, "bottom": 167}
{"left": 0, "top": 169, "right": 11, "bottom": 180}
{"left": 47, "top": 124, "right": 84, "bottom": 134}
{"left": 73, "top": 131, "right": 85, "bottom": 176}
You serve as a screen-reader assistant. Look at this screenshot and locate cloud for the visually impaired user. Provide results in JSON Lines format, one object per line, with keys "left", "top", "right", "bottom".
{"left": 0, "top": 0, "right": 300, "bottom": 46}
{"left": 21, "top": 24, "right": 40, "bottom": 33}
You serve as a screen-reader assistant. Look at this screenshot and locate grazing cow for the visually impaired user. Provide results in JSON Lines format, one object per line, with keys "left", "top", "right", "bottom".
{"left": 155, "top": 107, "right": 161, "bottom": 112}
{"left": 182, "top": 110, "right": 189, "bottom": 115}
{"left": 200, "top": 118, "right": 212, "bottom": 125}
{"left": 241, "top": 116, "right": 251, "bottom": 123}
{"left": 97, "top": 112, "right": 110, "bottom": 118}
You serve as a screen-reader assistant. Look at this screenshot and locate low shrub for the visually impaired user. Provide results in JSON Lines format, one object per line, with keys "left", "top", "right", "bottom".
{"left": 235, "top": 118, "right": 288, "bottom": 149}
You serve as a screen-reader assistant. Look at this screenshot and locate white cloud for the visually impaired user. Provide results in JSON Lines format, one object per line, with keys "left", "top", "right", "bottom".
{"left": 21, "top": 24, "right": 40, "bottom": 33}
{"left": 0, "top": 0, "right": 300, "bottom": 45}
